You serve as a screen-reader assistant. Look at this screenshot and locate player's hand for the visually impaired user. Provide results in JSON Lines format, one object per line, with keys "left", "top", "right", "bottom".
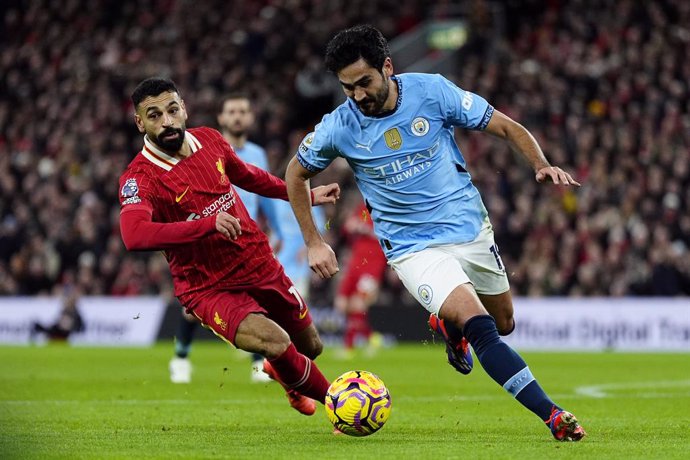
{"left": 311, "top": 183, "right": 341, "bottom": 205}
{"left": 535, "top": 166, "right": 581, "bottom": 186}
{"left": 307, "top": 241, "right": 339, "bottom": 279}
{"left": 215, "top": 212, "right": 242, "bottom": 240}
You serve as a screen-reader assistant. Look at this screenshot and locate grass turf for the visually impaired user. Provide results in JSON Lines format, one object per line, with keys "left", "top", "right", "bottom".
{"left": 1, "top": 342, "right": 688, "bottom": 459}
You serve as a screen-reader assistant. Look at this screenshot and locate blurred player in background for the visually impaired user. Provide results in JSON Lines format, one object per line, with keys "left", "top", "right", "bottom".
{"left": 120, "top": 77, "right": 340, "bottom": 415}
{"left": 334, "top": 197, "right": 387, "bottom": 358}
{"left": 286, "top": 25, "right": 586, "bottom": 440}
{"left": 169, "top": 93, "right": 285, "bottom": 384}
{"left": 31, "top": 282, "right": 84, "bottom": 342}
{"left": 271, "top": 159, "right": 326, "bottom": 303}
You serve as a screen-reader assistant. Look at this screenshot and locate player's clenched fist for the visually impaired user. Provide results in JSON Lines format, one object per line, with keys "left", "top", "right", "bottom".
{"left": 312, "top": 183, "right": 341, "bottom": 205}
{"left": 215, "top": 211, "right": 242, "bottom": 240}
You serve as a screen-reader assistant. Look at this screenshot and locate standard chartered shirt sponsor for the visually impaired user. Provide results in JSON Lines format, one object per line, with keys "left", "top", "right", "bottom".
{"left": 202, "top": 191, "right": 236, "bottom": 217}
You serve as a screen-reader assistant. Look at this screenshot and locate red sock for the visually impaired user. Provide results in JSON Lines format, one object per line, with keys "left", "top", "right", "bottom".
{"left": 345, "top": 312, "right": 371, "bottom": 348}
{"left": 268, "top": 343, "right": 330, "bottom": 403}
{"left": 344, "top": 325, "right": 356, "bottom": 349}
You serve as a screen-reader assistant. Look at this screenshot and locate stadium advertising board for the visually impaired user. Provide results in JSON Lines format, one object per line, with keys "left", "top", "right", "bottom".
{"left": 0, "top": 297, "right": 166, "bottom": 346}
{"left": 503, "top": 298, "right": 690, "bottom": 351}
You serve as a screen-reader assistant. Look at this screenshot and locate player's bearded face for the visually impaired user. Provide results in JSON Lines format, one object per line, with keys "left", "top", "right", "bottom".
{"left": 153, "top": 124, "right": 186, "bottom": 151}
{"left": 218, "top": 99, "right": 251, "bottom": 138}
{"left": 136, "top": 91, "right": 189, "bottom": 153}
{"left": 357, "top": 75, "right": 389, "bottom": 116}
{"left": 339, "top": 59, "right": 392, "bottom": 117}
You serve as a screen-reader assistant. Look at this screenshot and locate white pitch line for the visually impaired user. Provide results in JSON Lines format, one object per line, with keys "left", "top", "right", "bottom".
{"left": 575, "top": 380, "right": 690, "bottom": 398}
{"left": 0, "top": 393, "right": 577, "bottom": 407}
{"left": 3, "top": 382, "right": 689, "bottom": 407}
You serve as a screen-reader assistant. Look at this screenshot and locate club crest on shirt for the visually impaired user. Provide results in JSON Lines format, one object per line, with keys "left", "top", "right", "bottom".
{"left": 216, "top": 158, "right": 228, "bottom": 185}
{"left": 418, "top": 284, "right": 433, "bottom": 305}
{"left": 411, "top": 117, "right": 430, "bottom": 136}
{"left": 121, "top": 178, "right": 139, "bottom": 198}
{"left": 384, "top": 128, "right": 403, "bottom": 150}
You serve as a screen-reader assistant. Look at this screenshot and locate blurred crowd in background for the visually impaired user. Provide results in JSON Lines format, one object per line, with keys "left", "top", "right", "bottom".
{"left": 0, "top": 0, "right": 688, "bottom": 304}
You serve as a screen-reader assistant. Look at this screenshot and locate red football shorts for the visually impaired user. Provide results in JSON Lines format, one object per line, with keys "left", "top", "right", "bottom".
{"left": 179, "top": 266, "right": 312, "bottom": 345}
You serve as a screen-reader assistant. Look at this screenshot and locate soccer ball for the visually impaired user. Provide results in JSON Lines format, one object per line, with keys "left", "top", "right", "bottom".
{"left": 325, "top": 370, "right": 392, "bottom": 436}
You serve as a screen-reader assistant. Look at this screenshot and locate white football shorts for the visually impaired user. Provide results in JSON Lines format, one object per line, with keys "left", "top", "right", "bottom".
{"left": 389, "top": 223, "right": 509, "bottom": 315}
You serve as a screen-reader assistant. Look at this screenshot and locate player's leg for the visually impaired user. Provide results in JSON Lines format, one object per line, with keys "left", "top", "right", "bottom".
{"left": 290, "top": 323, "right": 323, "bottom": 360}
{"left": 356, "top": 274, "right": 384, "bottom": 355}
{"left": 337, "top": 268, "right": 383, "bottom": 355}
{"left": 428, "top": 225, "right": 514, "bottom": 371}
{"left": 235, "top": 313, "right": 330, "bottom": 409}
{"left": 335, "top": 265, "right": 358, "bottom": 353}
{"left": 392, "top": 247, "right": 585, "bottom": 440}
{"left": 393, "top": 248, "right": 474, "bottom": 373}
{"left": 438, "top": 286, "right": 585, "bottom": 440}
{"left": 250, "top": 270, "right": 331, "bottom": 411}
{"left": 477, "top": 291, "right": 515, "bottom": 335}
{"left": 343, "top": 292, "right": 373, "bottom": 350}
{"left": 460, "top": 225, "right": 515, "bottom": 335}
{"left": 170, "top": 308, "right": 196, "bottom": 383}
{"left": 184, "top": 287, "right": 329, "bottom": 416}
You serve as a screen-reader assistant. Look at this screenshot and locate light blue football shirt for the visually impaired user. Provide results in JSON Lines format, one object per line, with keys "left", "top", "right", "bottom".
{"left": 296, "top": 73, "right": 493, "bottom": 259}
{"left": 233, "top": 141, "right": 283, "bottom": 240}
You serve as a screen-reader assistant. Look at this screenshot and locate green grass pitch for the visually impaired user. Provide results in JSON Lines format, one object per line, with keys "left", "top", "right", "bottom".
{"left": 1, "top": 342, "right": 688, "bottom": 459}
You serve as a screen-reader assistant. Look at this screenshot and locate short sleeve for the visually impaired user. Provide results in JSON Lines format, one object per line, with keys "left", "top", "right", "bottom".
{"left": 118, "top": 169, "right": 155, "bottom": 214}
{"left": 435, "top": 74, "right": 494, "bottom": 130}
{"left": 295, "top": 114, "right": 340, "bottom": 172}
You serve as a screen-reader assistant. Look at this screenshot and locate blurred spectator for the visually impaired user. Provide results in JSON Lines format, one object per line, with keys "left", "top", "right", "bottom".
{"left": 0, "top": 0, "right": 688, "bottom": 299}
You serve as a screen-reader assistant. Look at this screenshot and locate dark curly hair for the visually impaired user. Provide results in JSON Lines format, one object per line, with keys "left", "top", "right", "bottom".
{"left": 131, "top": 77, "right": 180, "bottom": 109}
{"left": 324, "top": 25, "right": 390, "bottom": 73}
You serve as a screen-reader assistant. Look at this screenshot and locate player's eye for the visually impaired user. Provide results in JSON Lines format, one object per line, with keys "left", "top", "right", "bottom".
{"left": 149, "top": 113, "right": 159, "bottom": 120}
{"left": 170, "top": 108, "right": 178, "bottom": 114}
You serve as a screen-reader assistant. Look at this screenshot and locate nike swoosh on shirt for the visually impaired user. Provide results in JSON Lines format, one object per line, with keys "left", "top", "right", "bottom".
{"left": 175, "top": 186, "right": 190, "bottom": 203}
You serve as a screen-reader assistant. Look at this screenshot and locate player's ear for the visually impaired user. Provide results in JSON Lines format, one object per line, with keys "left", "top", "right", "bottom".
{"left": 134, "top": 113, "right": 145, "bottom": 133}
{"left": 382, "top": 57, "right": 394, "bottom": 78}
{"left": 180, "top": 99, "right": 188, "bottom": 121}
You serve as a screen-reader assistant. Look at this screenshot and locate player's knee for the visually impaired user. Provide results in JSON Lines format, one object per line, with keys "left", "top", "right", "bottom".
{"left": 298, "top": 334, "right": 323, "bottom": 360}
{"left": 254, "top": 328, "right": 291, "bottom": 360}
{"left": 261, "top": 337, "right": 291, "bottom": 359}
{"left": 496, "top": 316, "right": 515, "bottom": 336}
{"left": 307, "top": 337, "right": 323, "bottom": 359}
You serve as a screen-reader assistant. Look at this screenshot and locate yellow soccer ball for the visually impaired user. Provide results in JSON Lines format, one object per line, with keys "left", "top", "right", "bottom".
{"left": 325, "top": 370, "right": 392, "bottom": 436}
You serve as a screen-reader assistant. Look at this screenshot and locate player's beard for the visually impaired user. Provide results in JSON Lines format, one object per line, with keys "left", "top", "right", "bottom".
{"left": 226, "top": 123, "right": 246, "bottom": 138}
{"left": 357, "top": 79, "right": 390, "bottom": 116}
{"left": 153, "top": 126, "right": 186, "bottom": 152}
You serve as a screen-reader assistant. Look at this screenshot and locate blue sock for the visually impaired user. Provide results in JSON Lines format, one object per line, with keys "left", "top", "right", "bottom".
{"left": 463, "top": 315, "right": 557, "bottom": 421}
{"left": 174, "top": 316, "right": 197, "bottom": 358}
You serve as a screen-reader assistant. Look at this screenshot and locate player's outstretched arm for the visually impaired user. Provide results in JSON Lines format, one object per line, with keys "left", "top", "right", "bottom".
{"left": 484, "top": 110, "right": 581, "bottom": 186}
{"left": 285, "top": 156, "right": 339, "bottom": 279}
{"left": 120, "top": 209, "right": 216, "bottom": 251}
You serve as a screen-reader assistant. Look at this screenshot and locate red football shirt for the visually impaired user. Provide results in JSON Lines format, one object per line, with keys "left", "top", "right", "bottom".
{"left": 118, "top": 127, "right": 289, "bottom": 297}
